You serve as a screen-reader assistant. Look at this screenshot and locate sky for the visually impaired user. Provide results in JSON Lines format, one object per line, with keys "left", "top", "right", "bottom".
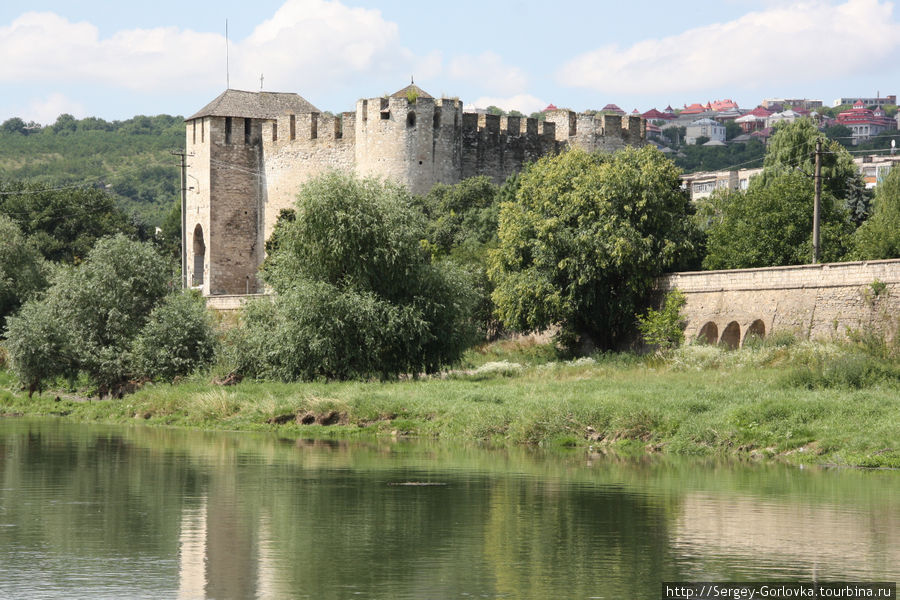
{"left": 1, "top": 0, "right": 899, "bottom": 124}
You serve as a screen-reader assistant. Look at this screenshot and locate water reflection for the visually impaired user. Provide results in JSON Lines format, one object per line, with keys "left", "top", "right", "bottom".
{"left": 0, "top": 419, "right": 896, "bottom": 600}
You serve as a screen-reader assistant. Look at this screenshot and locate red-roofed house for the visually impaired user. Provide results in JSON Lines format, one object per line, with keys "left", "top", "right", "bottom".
{"left": 542, "top": 104, "right": 558, "bottom": 112}
{"left": 836, "top": 100, "right": 897, "bottom": 145}
{"left": 681, "top": 102, "right": 708, "bottom": 115}
{"left": 642, "top": 108, "right": 676, "bottom": 122}
{"left": 601, "top": 103, "right": 625, "bottom": 115}
{"left": 710, "top": 99, "right": 740, "bottom": 111}
{"left": 735, "top": 106, "right": 774, "bottom": 133}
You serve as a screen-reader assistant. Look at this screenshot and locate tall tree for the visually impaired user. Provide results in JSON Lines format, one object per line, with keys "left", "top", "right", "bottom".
{"left": 755, "top": 118, "right": 861, "bottom": 201}
{"left": 851, "top": 167, "right": 900, "bottom": 260}
{"left": 489, "top": 147, "right": 698, "bottom": 351}
{"left": 703, "top": 172, "right": 852, "bottom": 269}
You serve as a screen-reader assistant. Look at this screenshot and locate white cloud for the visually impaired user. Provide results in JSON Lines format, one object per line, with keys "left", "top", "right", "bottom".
{"left": 449, "top": 52, "right": 528, "bottom": 95}
{"left": 0, "top": 0, "right": 423, "bottom": 95}
{"left": 19, "top": 93, "right": 86, "bottom": 124}
{"left": 557, "top": 0, "right": 900, "bottom": 95}
{"left": 470, "top": 94, "right": 546, "bottom": 115}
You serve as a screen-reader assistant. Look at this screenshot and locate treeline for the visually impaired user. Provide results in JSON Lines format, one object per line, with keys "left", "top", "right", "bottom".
{"left": 0, "top": 114, "right": 183, "bottom": 228}
{"left": 1, "top": 118, "right": 899, "bottom": 396}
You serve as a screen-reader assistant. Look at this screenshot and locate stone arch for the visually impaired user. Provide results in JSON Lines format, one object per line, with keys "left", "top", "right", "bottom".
{"left": 744, "top": 319, "right": 766, "bottom": 344}
{"left": 697, "top": 321, "right": 718, "bottom": 345}
{"left": 192, "top": 224, "right": 205, "bottom": 287}
{"left": 720, "top": 321, "right": 741, "bottom": 349}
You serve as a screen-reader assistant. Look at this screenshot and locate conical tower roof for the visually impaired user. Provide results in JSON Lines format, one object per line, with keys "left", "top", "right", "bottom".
{"left": 391, "top": 82, "right": 433, "bottom": 100}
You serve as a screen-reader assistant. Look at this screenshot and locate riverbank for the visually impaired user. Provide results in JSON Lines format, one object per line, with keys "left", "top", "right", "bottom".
{"left": 1, "top": 338, "right": 898, "bottom": 468}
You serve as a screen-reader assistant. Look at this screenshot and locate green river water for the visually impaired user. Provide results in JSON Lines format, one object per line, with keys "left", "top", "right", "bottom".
{"left": 0, "top": 418, "right": 896, "bottom": 599}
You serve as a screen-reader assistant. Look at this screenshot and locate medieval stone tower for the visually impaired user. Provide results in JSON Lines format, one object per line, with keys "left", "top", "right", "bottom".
{"left": 184, "top": 84, "right": 646, "bottom": 296}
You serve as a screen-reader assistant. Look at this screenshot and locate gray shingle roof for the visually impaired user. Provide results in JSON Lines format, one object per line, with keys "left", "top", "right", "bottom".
{"left": 390, "top": 84, "right": 433, "bottom": 100}
{"left": 187, "top": 89, "right": 320, "bottom": 120}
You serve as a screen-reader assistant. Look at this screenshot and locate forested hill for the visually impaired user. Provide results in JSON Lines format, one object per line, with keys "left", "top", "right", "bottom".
{"left": 0, "top": 114, "right": 184, "bottom": 228}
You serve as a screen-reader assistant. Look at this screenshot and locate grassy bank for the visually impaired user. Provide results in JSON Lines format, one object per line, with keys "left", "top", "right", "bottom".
{"left": 1, "top": 339, "right": 898, "bottom": 468}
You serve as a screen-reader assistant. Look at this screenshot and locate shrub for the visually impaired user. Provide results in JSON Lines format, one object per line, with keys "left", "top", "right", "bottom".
{"left": 636, "top": 289, "right": 687, "bottom": 352}
{"left": 133, "top": 291, "right": 218, "bottom": 381}
{"left": 3, "top": 235, "right": 192, "bottom": 395}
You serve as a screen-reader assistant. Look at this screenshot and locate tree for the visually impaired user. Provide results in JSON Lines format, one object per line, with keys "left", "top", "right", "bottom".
{"left": 489, "top": 147, "right": 698, "bottom": 352}
{"left": 823, "top": 124, "right": 853, "bottom": 147}
{"left": 416, "top": 175, "right": 506, "bottom": 338}
{"left": 246, "top": 172, "right": 478, "bottom": 380}
{"left": 851, "top": 166, "right": 900, "bottom": 260}
{"left": 0, "top": 181, "right": 138, "bottom": 263}
{"left": 0, "top": 215, "right": 47, "bottom": 327}
{"left": 703, "top": 172, "right": 852, "bottom": 269}
{"left": 755, "top": 118, "right": 861, "bottom": 200}
{"left": 724, "top": 120, "right": 742, "bottom": 141}
{"left": 637, "top": 289, "right": 687, "bottom": 353}
{"left": 1, "top": 117, "right": 27, "bottom": 135}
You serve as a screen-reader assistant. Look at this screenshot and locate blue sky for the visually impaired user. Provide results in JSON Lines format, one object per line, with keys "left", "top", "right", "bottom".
{"left": 1, "top": 0, "right": 899, "bottom": 123}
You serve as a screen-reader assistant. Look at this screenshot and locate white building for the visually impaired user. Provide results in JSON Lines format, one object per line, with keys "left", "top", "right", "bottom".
{"left": 685, "top": 118, "right": 725, "bottom": 145}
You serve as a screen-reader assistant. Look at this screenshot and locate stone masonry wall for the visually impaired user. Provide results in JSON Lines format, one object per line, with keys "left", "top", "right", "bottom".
{"left": 260, "top": 112, "right": 355, "bottom": 241}
{"left": 658, "top": 260, "right": 900, "bottom": 347}
{"left": 206, "top": 116, "right": 264, "bottom": 295}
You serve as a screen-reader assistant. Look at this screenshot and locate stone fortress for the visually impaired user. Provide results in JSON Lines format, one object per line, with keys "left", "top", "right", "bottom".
{"left": 184, "top": 83, "right": 646, "bottom": 296}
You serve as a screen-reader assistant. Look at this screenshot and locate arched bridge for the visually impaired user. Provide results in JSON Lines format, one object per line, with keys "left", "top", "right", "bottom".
{"left": 658, "top": 259, "right": 900, "bottom": 348}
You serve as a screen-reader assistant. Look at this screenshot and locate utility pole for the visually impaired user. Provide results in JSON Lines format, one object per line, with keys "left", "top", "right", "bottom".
{"left": 172, "top": 150, "right": 193, "bottom": 289}
{"left": 812, "top": 138, "right": 822, "bottom": 264}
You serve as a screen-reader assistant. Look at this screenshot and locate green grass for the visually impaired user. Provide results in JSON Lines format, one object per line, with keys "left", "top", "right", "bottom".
{"left": 1, "top": 340, "right": 898, "bottom": 468}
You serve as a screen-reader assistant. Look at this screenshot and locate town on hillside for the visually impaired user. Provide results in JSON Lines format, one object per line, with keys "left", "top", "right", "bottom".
{"left": 575, "top": 94, "right": 900, "bottom": 201}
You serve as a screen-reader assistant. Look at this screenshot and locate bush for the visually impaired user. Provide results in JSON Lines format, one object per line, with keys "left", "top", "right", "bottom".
{"left": 133, "top": 291, "right": 218, "bottom": 381}
{"left": 637, "top": 290, "right": 687, "bottom": 352}
{"left": 4, "top": 235, "right": 214, "bottom": 395}
{"left": 4, "top": 299, "right": 77, "bottom": 396}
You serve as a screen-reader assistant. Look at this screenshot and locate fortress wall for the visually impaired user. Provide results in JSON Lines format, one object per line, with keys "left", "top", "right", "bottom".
{"left": 260, "top": 114, "right": 355, "bottom": 241}
{"left": 658, "top": 260, "right": 900, "bottom": 346}
{"left": 460, "top": 114, "right": 560, "bottom": 184}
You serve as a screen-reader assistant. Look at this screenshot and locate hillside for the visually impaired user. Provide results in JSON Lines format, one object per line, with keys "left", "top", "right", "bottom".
{"left": 0, "top": 115, "right": 185, "bottom": 228}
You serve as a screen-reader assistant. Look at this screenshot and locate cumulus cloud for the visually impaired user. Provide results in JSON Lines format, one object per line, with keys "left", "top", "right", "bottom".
{"left": 0, "top": 0, "right": 428, "bottom": 94}
{"left": 19, "top": 93, "right": 87, "bottom": 124}
{"left": 469, "top": 94, "right": 546, "bottom": 115}
{"left": 449, "top": 52, "right": 528, "bottom": 95}
{"left": 558, "top": 0, "right": 900, "bottom": 95}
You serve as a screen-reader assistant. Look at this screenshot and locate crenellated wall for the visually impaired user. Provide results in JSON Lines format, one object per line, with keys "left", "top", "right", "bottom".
{"left": 260, "top": 111, "right": 355, "bottom": 240}
{"left": 658, "top": 260, "right": 900, "bottom": 347}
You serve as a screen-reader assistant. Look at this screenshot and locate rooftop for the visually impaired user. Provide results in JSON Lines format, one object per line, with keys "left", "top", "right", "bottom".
{"left": 188, "top": 89, "right": 320, "bottom": 120}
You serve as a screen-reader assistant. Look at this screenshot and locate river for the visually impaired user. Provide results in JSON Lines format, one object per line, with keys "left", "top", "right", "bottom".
{"left": 0, "top": 418, "right": 896, "bottom": 599}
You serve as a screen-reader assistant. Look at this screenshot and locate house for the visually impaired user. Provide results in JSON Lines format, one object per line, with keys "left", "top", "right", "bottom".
{"left": 685, "top": 118, "right": 725, "bottom": 144}
{"left": 735, "top": 107, "right": 773, "bottom": 133}
{"left": 835, "top": 100, "right": 897, "bottom": 145}
{"left": 833, "top": 95, "right": 896, "bottom": 108}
